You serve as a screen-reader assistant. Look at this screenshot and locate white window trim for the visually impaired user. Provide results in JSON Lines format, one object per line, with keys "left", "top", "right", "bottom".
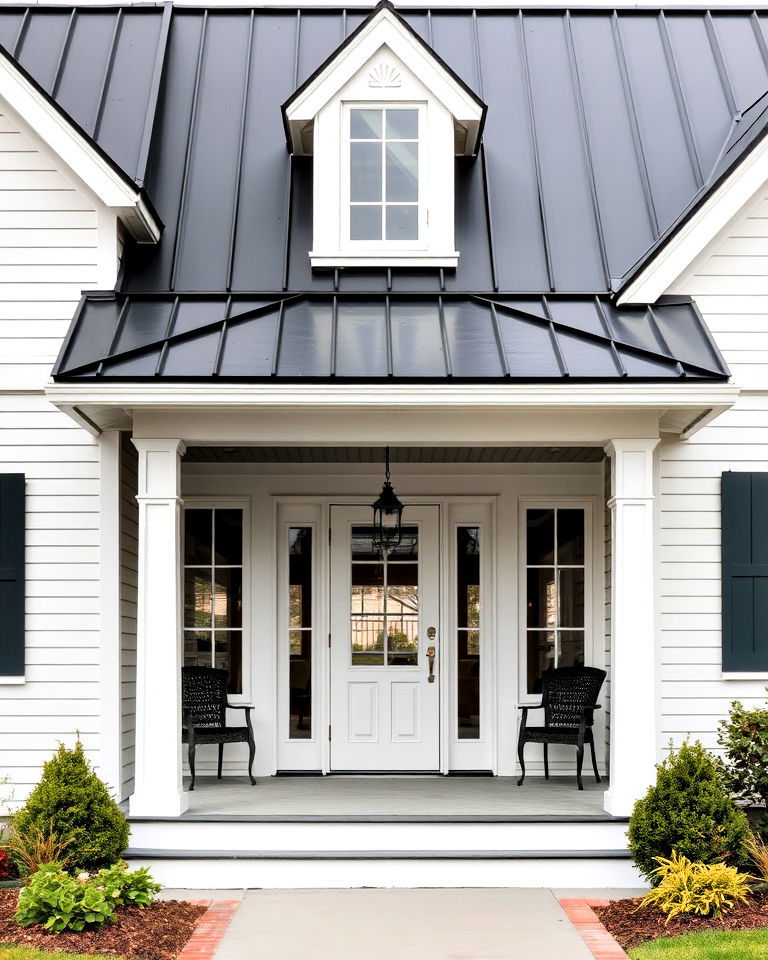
{"left": 517, "top": 499, "right": 595, "bottom": 704}
{"left": 182, "top": 497, "right": 251, "bottom": 705}
{"left": 342, "top": 102, "right": 428, "bottom": 253}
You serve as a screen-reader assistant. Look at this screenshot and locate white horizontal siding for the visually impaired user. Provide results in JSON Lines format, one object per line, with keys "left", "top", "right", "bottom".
{"left": 660, "top": 201, "right": 768, "bottom": 756}
{"left": 0, "top": 102, "right": 107, "bottom": 807}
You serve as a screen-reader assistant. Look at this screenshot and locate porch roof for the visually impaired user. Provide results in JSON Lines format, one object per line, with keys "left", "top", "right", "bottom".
{"left": 52, "top": 293, "right": 729, "bottom": 383}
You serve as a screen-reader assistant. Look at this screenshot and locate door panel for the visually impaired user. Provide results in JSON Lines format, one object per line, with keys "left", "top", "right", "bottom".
{"left": 330, "top": 504, "right": 440, "bottom": 771}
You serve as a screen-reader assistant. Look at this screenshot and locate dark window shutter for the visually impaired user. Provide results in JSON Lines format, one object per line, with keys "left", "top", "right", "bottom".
{"left": 722, "top": 471, "right": 768, "bottom": 672}
{"left": 0, "top": 473, "right": 25, "bottom": 677}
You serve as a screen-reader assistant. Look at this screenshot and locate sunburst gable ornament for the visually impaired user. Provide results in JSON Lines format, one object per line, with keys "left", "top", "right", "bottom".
{"left": 368, "top": 62, "right": 402, "bottom": 88}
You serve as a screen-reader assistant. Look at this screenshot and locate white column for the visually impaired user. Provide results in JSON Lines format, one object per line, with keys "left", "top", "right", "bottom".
{"left": 129, "top": 439, "right": 187, "bottom": 817}
{"left": 603, "top": 438, "right": 659, "bottom": 817}
{"left": 99, "top": 431, "right": 122, "bottom": 799}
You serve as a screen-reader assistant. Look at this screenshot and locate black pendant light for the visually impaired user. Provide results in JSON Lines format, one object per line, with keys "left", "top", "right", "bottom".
{"left": 371, "top": 446, "right": 404, "bottom": 557}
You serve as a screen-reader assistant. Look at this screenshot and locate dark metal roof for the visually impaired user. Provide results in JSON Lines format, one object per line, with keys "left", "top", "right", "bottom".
{"left": 52, "top": 293, "right": 729, "bottom": 382}
{"left": 4, "top": 6, "right": 768, "bottom": 296}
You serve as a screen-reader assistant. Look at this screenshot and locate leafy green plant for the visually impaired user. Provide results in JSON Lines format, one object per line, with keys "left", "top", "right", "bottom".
{"left": 638, "top": 851, "right": 752, "bottom": 922}
{"left": 718, "top": 695, "right": 768, "bottom": 838}
{"left": 15, "top": 864, "right": 116, "bottom": 932}
{"left": 628, "top": 741, "right": 751, "bottom": 884}
{"left": 5, "top": 819, "right": 74, "bottom": 877}
{"left": 93, "top": 861, "right": 161, "bottom": 908}
{"left": 14, "top": 861, "right": 161, "bottom": 933}
{"left": 12, "top": 742, "right": 128, "bottom": 871}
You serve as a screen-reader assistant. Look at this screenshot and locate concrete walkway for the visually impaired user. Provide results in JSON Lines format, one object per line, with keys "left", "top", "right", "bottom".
{"left": 161, "top": 888, "right": 644, "bottom": 960}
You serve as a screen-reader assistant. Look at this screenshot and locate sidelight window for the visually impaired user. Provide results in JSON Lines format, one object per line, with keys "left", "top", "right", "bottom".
{"left": 457, "top": 526, "right": 481, "bottom": 740}
{"left": 183, "top": 507, "right": 244, "bottom": 695}
{"left": 523, "top": 506, "right": 588, "bottom": 695}
{"left": 288, "top": 527, "right": 313, "bottom": 739}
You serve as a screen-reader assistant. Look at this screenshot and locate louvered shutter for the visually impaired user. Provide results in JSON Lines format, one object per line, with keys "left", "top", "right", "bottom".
{"left": 722, "top": 471, "right": 768, "bottom": 672}
{"left": 0, "top": 473, "right": 25, "bottom": 677}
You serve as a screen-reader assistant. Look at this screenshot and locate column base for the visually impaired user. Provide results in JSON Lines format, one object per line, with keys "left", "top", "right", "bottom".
{"left": 129, "top": 787, "right": 189, "bottom": 819}
{"left": 603, "top": 785, "right": 641, "bottom": 818}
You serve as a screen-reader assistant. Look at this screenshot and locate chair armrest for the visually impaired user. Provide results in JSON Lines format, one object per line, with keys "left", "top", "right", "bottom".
{"left": 227, "top": 703, "right": 254, "bottom": 711}
{"left": 517, "top": 703, "right": 543, "bottom": 710}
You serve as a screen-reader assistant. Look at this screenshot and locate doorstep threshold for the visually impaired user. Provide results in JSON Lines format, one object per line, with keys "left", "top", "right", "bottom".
{"left": 126, "top": 848, "right": 632, "bottom": 861}
{"left": 127, "top": 812, "right": 629, "bottom": 824}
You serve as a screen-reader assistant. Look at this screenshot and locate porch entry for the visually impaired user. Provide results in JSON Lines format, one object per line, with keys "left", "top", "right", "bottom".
{"left": 329, "top": 505, "right": 440, "bottom": 771}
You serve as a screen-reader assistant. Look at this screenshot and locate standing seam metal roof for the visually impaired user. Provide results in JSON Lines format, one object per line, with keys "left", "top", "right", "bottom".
{"left": 2, "top": 5, "right": 768, "bottom": 298}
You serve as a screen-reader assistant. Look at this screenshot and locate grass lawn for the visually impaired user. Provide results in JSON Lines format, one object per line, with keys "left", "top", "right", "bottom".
{"left": 628, "top": 928, "right": 768, "bottom": 959}
{"left": 0, "top": 948, "right": 126, "bottom": 960}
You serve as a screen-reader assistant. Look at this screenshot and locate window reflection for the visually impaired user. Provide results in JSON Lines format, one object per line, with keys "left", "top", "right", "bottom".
{"left": 525, "top": 508, "right": 585, "bottom": 694}
{"left": 457, "top": 527, "right": 480, "bottom": 740}
{"left": 289, "top": 527, "right": 312, "bottom": 738}
{"left": 183, "top": 508, "right": 244, "bottom": 694}
{"left": 350, "top": 526, "right": 418, "bottom": 666}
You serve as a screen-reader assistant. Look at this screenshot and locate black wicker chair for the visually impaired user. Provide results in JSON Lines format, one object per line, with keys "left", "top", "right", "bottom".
{"left": 181, "top": 666, "right": 256, "bottom": 791}
{"left": 516, "top": 666, "right": 606, "bottom": 791}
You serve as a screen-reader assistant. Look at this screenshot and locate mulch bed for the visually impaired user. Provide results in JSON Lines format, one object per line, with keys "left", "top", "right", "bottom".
{"left": 594, "top": 891, "right": 768, "bottom": 951}
{"left": 0, "top": 889, "right": 207, "bottom": 960}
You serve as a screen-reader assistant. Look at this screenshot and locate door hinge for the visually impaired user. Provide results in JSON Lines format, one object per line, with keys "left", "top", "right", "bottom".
{"left": 328, "top": 724, "right": 332, "bottom": 741}
{"left": 328, "top": 526, "right": 332, "bottom": 545}
{"left": 328, "top": 633, "right": 331, "bottom": 647}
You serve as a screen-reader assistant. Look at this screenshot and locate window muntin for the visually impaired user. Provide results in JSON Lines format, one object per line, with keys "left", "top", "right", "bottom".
{"left": 457, "top": 526, "right": 481, "bottom": 740}
{"left": 183, "top": 508, "right": 244, "bottom": 695}
{"left": 350, "top": 525, "right": 419, "bottom": 666}
{"left": 524, "top": 508, "right": 586, "bottom": 695}
{"left": 289, "top": 527, "right": 313, "bottom": 739}
{"left": 348, "top": 106, "right": 420, "bottom": 243}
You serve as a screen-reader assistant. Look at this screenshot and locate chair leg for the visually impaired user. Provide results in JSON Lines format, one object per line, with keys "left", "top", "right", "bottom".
{"left": 247, "top": 733, "right": 256, "bottom": 786}
{"left": 217, "top": 743, "right": 224, "bottom": 780}
{"left": 543, "top": 743, "right": 549, "bottom": 780}
{"left": 188, "top": 741, "right": 196, "bottom": 792}
{"left": 517, "top": 737, "right": 526, "bottom": 787}
{"left": 589, "top": 737, "right": 601, "bottom": 783}
{"left": 576, "top": 739, "right": 585, "bottom": 791}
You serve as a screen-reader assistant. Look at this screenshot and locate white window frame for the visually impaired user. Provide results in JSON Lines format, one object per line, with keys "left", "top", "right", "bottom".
{"left": 517, "top": 499, "right": 594, "bottom": 704}
{"left": 182, "top": 498, "right": 251, "bottom": 705}
{"left": 342, "top": 102, "right": 428, "bottom": 254}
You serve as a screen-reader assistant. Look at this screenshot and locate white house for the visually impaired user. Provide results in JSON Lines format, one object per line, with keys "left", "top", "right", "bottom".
{"left": 1, "top": 0, "right": 767, "bottom": 888}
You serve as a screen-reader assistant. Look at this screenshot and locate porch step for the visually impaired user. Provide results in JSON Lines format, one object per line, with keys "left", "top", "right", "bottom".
{"left": 126, "top": 818, "right": 637, "bottom": 888}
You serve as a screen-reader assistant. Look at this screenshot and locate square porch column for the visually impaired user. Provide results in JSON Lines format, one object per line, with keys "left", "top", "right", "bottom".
{"left": 603, "top": 438, "right": 659, "bottom": 818}
{"left": 129, "top": 439, "right": 188, "bottom": 818}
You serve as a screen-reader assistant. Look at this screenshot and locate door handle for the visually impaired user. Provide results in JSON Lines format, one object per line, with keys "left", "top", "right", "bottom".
{"left": 427, "top": 644, "right": 436, "bottom": 683}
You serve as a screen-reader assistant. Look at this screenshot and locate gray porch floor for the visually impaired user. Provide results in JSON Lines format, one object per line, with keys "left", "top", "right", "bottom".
{"left": 181, "top": 776, "right": 610, "bottom": 819}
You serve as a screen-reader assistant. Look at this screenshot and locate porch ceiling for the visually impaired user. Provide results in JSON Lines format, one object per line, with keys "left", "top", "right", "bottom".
{"left": 182, "top": 445, "right": 605, "bottom": 464}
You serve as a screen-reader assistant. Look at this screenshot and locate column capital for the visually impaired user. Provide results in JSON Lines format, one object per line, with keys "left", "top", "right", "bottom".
{"left": 132, "top": 439, "right": 186, "bottom": 500}
{"left": 604, "top": 437, "right": 659, "bottom": 501}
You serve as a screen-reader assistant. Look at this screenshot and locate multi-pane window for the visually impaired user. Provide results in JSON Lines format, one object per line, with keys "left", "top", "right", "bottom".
{"left": 457, "top": 527, "right": 480, "bottom": 740}
{"left": 349, "top": 107, "right": 419, "bottom": 242}
{"left": 289, "top": 527, "right": 313, "bottom": 739}
{"left": 184, "top": 508, "right": 244, "bottom": 695}
{"left": 350, "top": 526, "right": 419, "bottom": 666}
{"left": 525, "top": 508, "right": 586, "bottom": 695}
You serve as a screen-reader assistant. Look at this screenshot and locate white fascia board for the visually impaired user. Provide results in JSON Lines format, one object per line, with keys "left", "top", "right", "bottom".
{"left": 46, "top": 381, "right": 739, "bottom": 416}
{"left": 0, "top": 55, "right": 160, "bottom": 243}
{"left": 285, "top": 8, "right": 483, "bottom": 156}
{"left": 618, "top": 132, "right": 768, "bottom": 305}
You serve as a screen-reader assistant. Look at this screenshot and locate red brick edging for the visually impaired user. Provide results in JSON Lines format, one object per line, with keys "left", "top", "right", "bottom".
{"left": 559, "top": 899, "right": 630, "bottom": 960}
{"left": 177, "top": 899, "right": 240, "bottom": 960}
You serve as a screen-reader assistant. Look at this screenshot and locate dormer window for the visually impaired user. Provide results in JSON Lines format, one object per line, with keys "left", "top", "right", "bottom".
{"left": 348, "top": 105, "right": 421, "bottom": 245}
{"left": 282, "top": 1, "right": 485, "bottom": 270}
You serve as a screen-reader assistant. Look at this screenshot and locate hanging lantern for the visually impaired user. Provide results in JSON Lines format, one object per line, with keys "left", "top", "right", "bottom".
{"left": 371, "top": 446, "right": 404, "bottom": 557}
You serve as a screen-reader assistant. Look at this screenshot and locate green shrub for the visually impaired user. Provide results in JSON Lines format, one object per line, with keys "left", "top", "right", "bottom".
{"left": 718, "top": 695, "right": 768, "bottom": 838}
{"left": 638, "top": 851, "right": 752, "bottom": 921}
{"left": 15, "top": 861, "right": 160, "bottom": 933}
{"left": 12, "top": 742, "right": 128, "bottom": 872}
{"left": 15, "top": 864, "right": 116, "bottom": 932}
{"left": 628, "top": 741, "right": 751, "bottom": 884}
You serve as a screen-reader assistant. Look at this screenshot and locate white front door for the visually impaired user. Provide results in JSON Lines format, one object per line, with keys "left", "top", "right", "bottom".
{"left": 330, "top": 505, "right": 440, "bottom": 771}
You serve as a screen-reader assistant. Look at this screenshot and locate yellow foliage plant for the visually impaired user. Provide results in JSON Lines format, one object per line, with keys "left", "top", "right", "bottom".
{"left": 638, "top": 850, "right": 753, "bottom": 922}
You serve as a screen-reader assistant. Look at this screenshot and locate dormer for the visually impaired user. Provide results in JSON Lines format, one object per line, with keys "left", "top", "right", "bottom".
{"left": 282, "top": 1, "right": 486, "bottom": 269}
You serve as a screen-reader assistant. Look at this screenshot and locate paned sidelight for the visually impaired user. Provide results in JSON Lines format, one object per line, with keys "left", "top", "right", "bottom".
{"left": 289, "top": 527, "right": 313, "bottom": 739}
{"left": 525, "top": 507, "right": 586, "bottom": 694}
{"left": 457, "top": 526, "right": 481, "bottom": 740}
{"left": 183, "top": 507, "right": 244, "bottom": 694}
{"left": 722, "top": 472, "right": 768, "bottom": 672}
{"left": 349, "top": 107, "right": 420, "bottom": 242}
